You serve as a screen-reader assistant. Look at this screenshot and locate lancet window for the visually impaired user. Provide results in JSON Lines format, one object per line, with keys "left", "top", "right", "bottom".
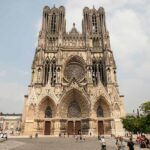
{"left": 45, "top": 106, "right": 52, "bottom": 118}
{"left": 51, "top": 59, "right": 56, "bottom": 86}
{"left": 92, "top": 60, "right": 98, "bottom": 85}
{"left": 51, "top": 13, "right": 56, "bottom": 33}
{"left": 44, "top": 58, "right": 56, "bottom": 86}
{"left": 98, "top": 60, "right": 106, "bottom": 85}
{"left": 44, "top": 60, "right": 50, "bottom": 85}
{"left": 92, "top": 59, "right": 107, "bottom": 86}
{"left": 97, "top": 106, "right": 104, "bottom": 117}
{"left": 92, "top": 14, "right": 97, "bottom": 33}
{"left": 44, "top": 13, "right": 49, "bottom": 29}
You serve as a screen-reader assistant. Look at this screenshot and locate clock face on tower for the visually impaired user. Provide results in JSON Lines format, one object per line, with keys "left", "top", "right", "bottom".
{"left": 64, "top": 62, "right": 85, "bottom": 82}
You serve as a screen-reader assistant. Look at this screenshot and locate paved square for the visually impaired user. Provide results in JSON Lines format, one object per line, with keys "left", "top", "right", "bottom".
{"left": 0, "top": 137, "right": 146, "bottom": 150}
{"left": 0, "top": 137, "right": 114, "bottom": 150}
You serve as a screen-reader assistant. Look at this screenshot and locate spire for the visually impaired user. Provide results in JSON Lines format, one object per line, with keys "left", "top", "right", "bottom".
{"left": 73, "top": 22, "right": 75, "bottom": 28}
{"left": 69, "top": 22, "right": 79, "bottom": 35}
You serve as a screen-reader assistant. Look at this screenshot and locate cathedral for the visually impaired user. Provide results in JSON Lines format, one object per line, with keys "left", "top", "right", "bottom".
{"left": 22, "top": 5, "right": 125, "bottom": 136}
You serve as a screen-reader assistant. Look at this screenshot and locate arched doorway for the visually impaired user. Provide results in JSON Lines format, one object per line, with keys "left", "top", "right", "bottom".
{"left": 59, "top": 89, "right": 90, "bottom": 135}
{"left": 94, "top": 97, "right": 111, "bottom": 135}
{"left": 38, "top": 96, "right": 56, "bottom": 135}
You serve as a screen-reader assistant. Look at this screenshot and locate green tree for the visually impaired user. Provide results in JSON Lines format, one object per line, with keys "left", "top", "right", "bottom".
{"left": 121, "top": 101, "right": 150, "bottom": 133}
{"left": 140, "top": 101, "right": 150, "bottom": 115}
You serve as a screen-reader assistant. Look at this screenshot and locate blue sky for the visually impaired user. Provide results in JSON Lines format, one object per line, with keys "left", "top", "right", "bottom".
{"left": 0, "top": 0, "right": 150, "bottom": 113}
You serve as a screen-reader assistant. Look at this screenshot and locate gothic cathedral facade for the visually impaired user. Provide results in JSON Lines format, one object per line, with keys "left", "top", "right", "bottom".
{"left": 22, "top": 6, "right": 125, "bottom": 136}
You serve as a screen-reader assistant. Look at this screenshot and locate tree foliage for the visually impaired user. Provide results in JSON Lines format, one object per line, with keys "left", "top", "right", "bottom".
{"left": 121, "top": 101, "right": 150, "bottom": 133}
{"left": 140, "top": 101, "right": 150, "bottom": 115}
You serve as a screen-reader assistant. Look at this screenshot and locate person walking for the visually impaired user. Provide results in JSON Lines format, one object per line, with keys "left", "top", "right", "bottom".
{"left": 127, "top": 138, "right": 134, "bottom": 150}
{"left": 116, "top": 137, "right": 125, "bottom": 150}
{"left": 100, "top": 136, "right": 106, "bottom": 150}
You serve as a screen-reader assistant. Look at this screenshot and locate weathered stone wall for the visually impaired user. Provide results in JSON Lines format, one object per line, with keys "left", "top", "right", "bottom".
{"left": 22, "top": 5, "right": 125, "bottom": 136}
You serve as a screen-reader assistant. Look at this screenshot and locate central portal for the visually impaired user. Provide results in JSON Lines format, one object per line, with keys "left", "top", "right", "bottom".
{"left": 44, "top": 121, "right": 51, "bottom": 135}
{"left": 67, "top": 121, "right": 81, "bottom": 135}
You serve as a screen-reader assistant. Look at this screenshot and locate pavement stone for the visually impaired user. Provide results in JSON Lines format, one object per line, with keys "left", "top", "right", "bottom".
{"left": 0, "top": 137, "right": 149, "bottom": 150}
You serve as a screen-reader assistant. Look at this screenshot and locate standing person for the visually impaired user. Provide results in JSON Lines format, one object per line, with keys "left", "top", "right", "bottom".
{"left": 75, "top": 135, "right": 78, "bottom": 142}
{"left": 127, "top": 138, "right": 134, "bottom": 150}
{"left": 82, "top": 135, "right": 85, "bottom": 142}
{"left": 4, "top": 133, "right": 7, "bottom": 140}
{"left": 100, "top": 136, "right": 106, "bottom": 150}
{"left": 35, "top": 133, "right": 38, "bottom": 138}
{"left": 117, "top": 137, "right": 125, "bottom": 150}
{"left": 80, "top": 134, "right": 82, "bottom": 141}
{"left": 144, "top": 136, "right": 150, "bottom": 148}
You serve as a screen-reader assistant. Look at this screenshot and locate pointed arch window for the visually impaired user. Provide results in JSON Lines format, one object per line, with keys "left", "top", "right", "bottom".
{"left": 51, "top": 13, "right": 56, "bottom": 33}
{"left": 98, "top": 60, "right": 106, "bottom": 86}
{"left": 51, "top": 58, "right": 56, "bottom": 86}
{"left": 92, "top": 14, "right": 97, "bottom": 33}
{"left": 45, "top": 106, "right": 52, "bottom": 118}
{"left": 44, "top": 60, "right": 50, "bottom": 85}
{"left": 97, "top": 106, "right": 104, "bottom": 117}
{"left": 92, "top": 59, "right": 98, "bottom": 85}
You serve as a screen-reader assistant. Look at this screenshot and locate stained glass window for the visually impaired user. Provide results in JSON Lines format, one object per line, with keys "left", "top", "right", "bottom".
{"left": 97, "top": 106, "right": 104, "bottom": 117}
{"left": 45, "top": 106, "right": 52, "bottom": 118}
{"left": 68, "top": 101, "right": 81, "bottom": 117}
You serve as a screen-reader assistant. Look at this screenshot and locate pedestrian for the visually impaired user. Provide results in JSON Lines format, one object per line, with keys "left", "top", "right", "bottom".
{"left": 116, "top": 137, "right": 125, "bottom": 150}
{"left": 75, "top": 135, "right": 78, "bottom": 142}
{"left": 144, "top": 136, "right": 150, "bottom": 148}
{"left": 98, "top": 134, "right": 101, "bottom": 140}
{"left": 100, "top": 136, "right": 106, "bottom": 150}
{"left": 59, "top": 132, "right": 61, "bottom": 137}
{"left": 82, "top": 135, "right": 85, "bottom": 142}
{"left": 35, "top": 133, "right": 38, "bottom": 138}
{"left": 127, "top": 138, "right": 134, "bottom": 150}
{"left": 90, "top": 132, "right": 92, "bottom": 136}
{"left": 80, "top": 134, "right": 82, "bottom": 141}
{"left": 4, "top": 133, "right": 7, "bottom": 140}
{"left": 29, "top": 134, "right": 32, "bottom": 139}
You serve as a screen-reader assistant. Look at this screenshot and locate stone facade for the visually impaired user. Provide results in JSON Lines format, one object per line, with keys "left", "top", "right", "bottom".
{"left": 22, "top": 5, "right": 125, "bottom": 136}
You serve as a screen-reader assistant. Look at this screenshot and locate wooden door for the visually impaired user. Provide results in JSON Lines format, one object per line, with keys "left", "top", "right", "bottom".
{"left": 67, "top": 121, "right": 74, "bottom": 135}
{"left": 98, "top": 121, "right": 104, "bottom": 135}
{"left": 44, "top": 121, "right": 51, "bottom": 135}
{"left": 75, "top": 121, "right": 81, "bottom": 135}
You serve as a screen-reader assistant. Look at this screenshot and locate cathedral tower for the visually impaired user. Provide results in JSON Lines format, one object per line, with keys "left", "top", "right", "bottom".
{"left": 22, "top": 6, "right": 125, "bottom": 136}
